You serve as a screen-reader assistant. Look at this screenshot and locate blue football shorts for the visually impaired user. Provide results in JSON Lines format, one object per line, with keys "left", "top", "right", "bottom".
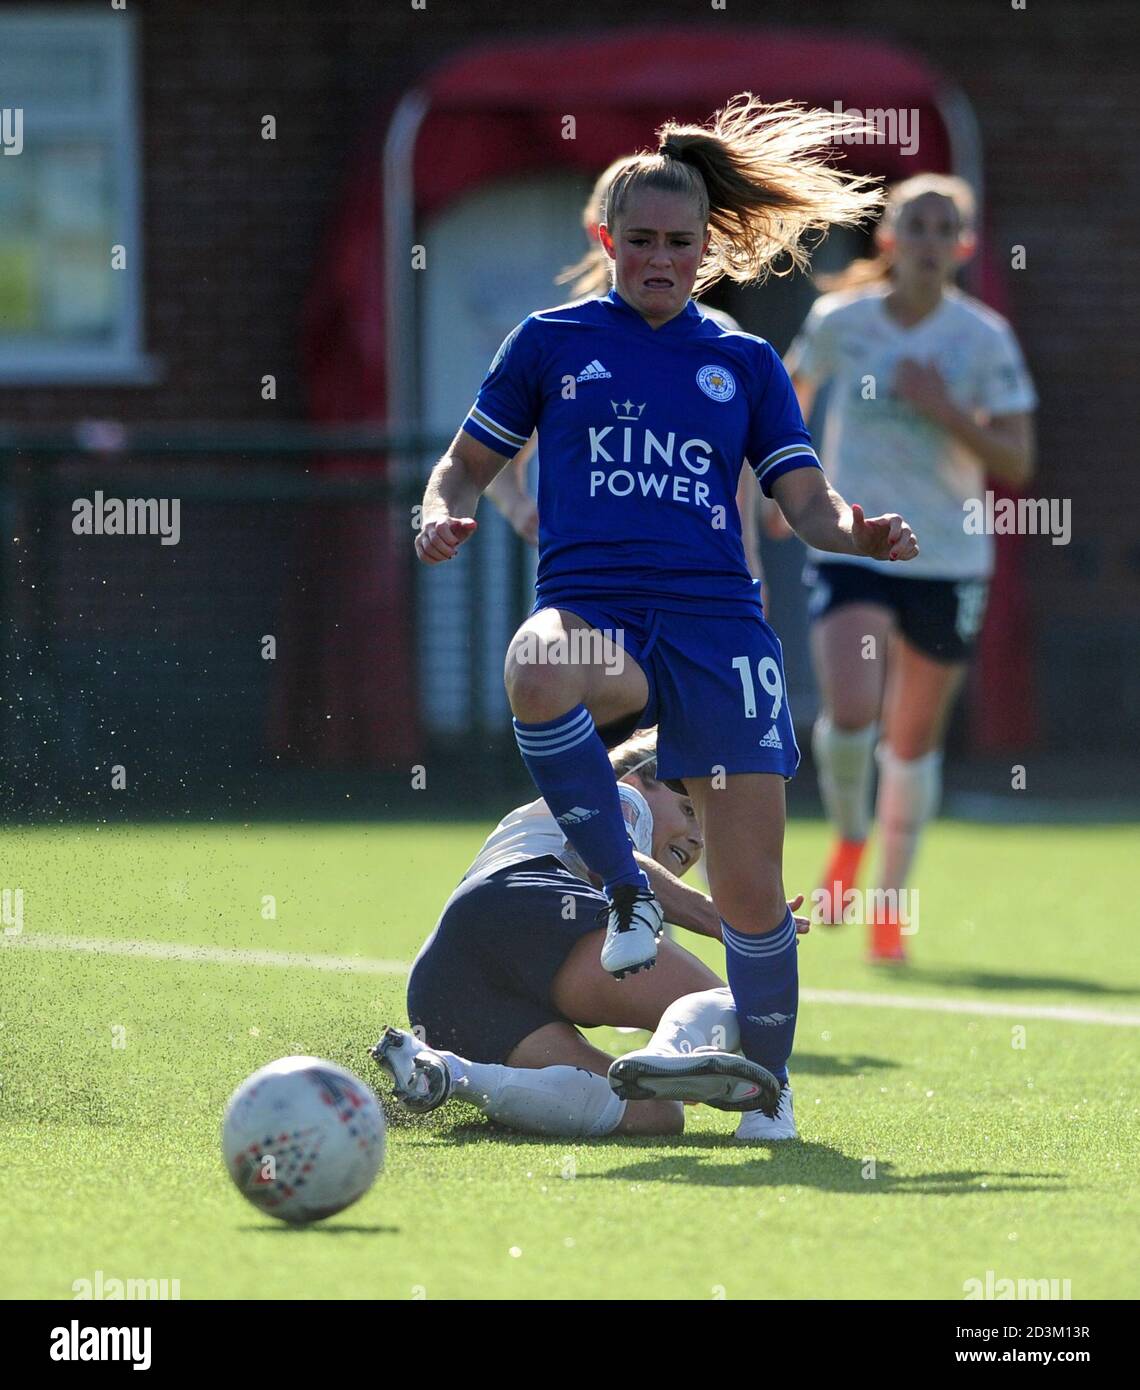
{"left": 532, "top": 593, "right": 801, "bottom": 786}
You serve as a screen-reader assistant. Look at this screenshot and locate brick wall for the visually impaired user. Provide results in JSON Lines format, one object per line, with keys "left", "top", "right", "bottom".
{"left": 0, "top": 0, "right": 1134, "bottom": 751}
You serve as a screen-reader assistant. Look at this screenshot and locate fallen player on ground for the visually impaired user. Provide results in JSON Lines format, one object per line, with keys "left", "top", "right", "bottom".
{"left": 372, "top": 730, "right": 806, "bottom": 1140}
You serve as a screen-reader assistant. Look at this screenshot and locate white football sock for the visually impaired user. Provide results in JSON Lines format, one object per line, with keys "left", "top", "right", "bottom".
{"left": 437, "top": 1053, "right": 625, "bottom": 1137}
{"left": 646, "top": 987, "right": 740, "bottom": 1055}
{"left": 812, "top": 716, "right": 877, "bottom": 842}
{"left": 874, "top": 744, "right": 942, "bottom": 892}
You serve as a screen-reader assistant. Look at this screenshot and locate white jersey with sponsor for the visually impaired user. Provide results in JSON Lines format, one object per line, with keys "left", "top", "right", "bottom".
{"left": 462, "top": 783, "right": 654, "bottom": 885}
{"left": 786, "top": 286, "right": 1037, "bottom": 579}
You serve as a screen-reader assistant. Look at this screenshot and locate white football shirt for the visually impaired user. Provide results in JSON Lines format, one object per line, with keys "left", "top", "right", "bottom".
{"left": 463, "top": 782, "right": 654, "bottom": 884}
{"left": 786, "top": 286, "right": 1037, "bottom": 579}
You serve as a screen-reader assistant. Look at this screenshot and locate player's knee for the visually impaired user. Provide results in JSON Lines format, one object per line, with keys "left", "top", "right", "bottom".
{"left": 832, "top": 706, "right": 878, "bottom": 734}
{"left": 504, "top": 647, "right": 581, "bottom": 721}
{"left": 714, "top": 872, "right": 786, "bottom": 937}
{"left": 887, "top": 730, "right": 942, "bottom": 761}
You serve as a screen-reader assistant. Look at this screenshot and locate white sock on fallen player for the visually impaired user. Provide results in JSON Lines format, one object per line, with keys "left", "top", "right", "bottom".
{"left": 812, "top": 716, "right": 877, "bottom": 843}
{"left": 437, "top": 1052, "right": 626, "bottom": 1137}
{"left": 645, "top": 987, "right": 740, "bottom": 1055}
{"left": 874, "top": 743, "right": 943, "bottom": 891}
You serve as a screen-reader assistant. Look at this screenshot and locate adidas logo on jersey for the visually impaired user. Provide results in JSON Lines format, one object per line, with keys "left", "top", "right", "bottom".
{"left": 556, "top": 806, "right": 600, "bottom": 825}
{"left": 759, "top": 724, "right": 783, "bottom": 750}
{"left": 576, "top": 359, "right": 612, "bottom": 382}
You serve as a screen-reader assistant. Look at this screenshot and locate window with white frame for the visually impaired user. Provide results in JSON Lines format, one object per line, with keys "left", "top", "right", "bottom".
{"left": 0, "top": 7, "right": 148, "bottom": 383}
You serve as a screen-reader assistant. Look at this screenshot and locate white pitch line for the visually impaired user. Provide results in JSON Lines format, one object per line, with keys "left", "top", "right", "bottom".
{"left": 0, "top": 932, "right": 408, "bottom": 977}
{"left": 3, "top": 932, "right": 1138, "bottom": 1028}
{"left": 801, "top": 988, "right": 1140, "bottom": 1028}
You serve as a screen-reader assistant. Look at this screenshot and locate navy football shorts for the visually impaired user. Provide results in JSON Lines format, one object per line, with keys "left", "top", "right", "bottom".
{"left": 535, "top": 594, "right": 801, "bottom": 788}
{"left": 407, "top": 857, "right": 607, "bottom": 1063}
{"left": 804, "top": 561, "right": 989, "bottom": 664}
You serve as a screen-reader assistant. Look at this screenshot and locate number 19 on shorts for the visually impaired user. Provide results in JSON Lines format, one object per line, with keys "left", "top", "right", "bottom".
{"left": 732, "top": 655, "right": 784, "bottom": 720}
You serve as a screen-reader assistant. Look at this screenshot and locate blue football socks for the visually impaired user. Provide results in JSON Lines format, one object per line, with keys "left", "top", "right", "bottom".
{"left": 513, "top": 703, "right": 647, "bottom": 894}
{"left": 721, "top": 906, "right": 799, "bottom": 1084}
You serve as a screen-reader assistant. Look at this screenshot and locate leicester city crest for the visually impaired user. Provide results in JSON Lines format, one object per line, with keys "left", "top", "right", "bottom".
{"left": 696, "top": 364, "right": 736, "bottom": 402}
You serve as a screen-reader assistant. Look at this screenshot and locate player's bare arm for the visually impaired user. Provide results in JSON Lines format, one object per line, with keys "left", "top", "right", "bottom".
{"left": 736, "top": 466, "right": 763, "bottom": 579}
{"left": 484, "top": 431, "right": 540, "bottom": 545}
{"left": 416, "top": 428, "right": 512, "bottom": 563}
{"left": 583, "top": 851, "right": 810, "bottom": 943}
{"left": 786, "top": 369, "right": 817, "bottom": 420}
{"left": 636, "top": 852, "right": 721, "bottom": 937}
{"left": 771, "top": 464, "right": 920, "bottom": 562}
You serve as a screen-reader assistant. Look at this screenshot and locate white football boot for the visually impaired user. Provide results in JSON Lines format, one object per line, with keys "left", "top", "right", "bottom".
{"left": 369, "top": 1026, "right": 452, "bottom": 1114}
{"left": 599, "top": 883, "right": 664, "bottom": 979}
{"left": 734, "top": 1081, "right": 798, "bottom": 1140}
{"left": 608, "top": 1045, "right": 780, "bottom": 1113}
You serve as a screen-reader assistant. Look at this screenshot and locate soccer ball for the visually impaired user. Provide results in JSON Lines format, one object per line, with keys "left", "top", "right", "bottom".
{"left": 221, "top": 1056, "right": 386, "bottom": 1224}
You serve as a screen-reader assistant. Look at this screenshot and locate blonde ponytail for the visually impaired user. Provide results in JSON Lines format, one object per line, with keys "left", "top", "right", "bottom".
{"left": 602, "top": 94, "right": 885, "bottom": 295}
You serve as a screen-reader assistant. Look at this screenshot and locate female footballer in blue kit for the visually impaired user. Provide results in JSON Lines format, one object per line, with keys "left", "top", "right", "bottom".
{"left": 415, "top": 95, "right": 919, "bottom": 1139}
{"left": 486, "top": 156, "right": 767, "bottom": 581}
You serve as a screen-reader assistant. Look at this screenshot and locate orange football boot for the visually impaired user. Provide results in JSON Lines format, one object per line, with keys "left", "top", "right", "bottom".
{"left": 816, "top": 838, "right": 867, "bottom": 924}
{"left": 869, "top": 900, "right": 908, "bottom": 963}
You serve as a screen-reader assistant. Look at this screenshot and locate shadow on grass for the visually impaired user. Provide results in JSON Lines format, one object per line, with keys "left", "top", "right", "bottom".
{"left": 782, "top": 1051, "right": 899, "bottom": 1077}
{"left": 572, "top": 1144, "right": 1068, "bottom": 1196}
{"left": 239, "top": 1224, "right": 400, "bottom": 1235}
{"left": 434, "top": 1124, "right": 1067, "bottom": 1196}
{"left": 903, "top": 966, "right": 1140, "bottom": 998}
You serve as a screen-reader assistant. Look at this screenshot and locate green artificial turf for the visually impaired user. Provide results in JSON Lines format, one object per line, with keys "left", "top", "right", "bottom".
{"left": 1, "top": 821, "right": 1136, "bottom": 1299}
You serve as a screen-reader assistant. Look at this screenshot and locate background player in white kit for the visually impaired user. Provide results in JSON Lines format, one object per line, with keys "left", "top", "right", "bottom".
{"left": 784, "top": 174, "right": 1037, "bottom": 961}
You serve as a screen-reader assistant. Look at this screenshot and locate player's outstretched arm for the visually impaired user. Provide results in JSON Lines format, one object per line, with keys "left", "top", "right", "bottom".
{"left": 416, "top": 428, "right": 512, "bottom": 564}
{"left": 632, "top": 855, "right": 812, "bottom": 942}
{"left": 771, "top": 466, "right": 919, "bottom": 563}
{"left": 634, "top": 852, "right": 723, "bottom": 938}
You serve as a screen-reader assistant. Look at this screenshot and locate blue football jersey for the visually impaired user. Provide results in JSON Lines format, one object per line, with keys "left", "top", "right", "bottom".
{"left": 462, "top": 288, "right": 821, "bottom": 614}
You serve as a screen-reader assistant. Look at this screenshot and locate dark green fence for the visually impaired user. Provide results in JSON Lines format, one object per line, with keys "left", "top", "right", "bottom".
{"left": 0, "top": 425, "right": 537, "bottom": 821}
